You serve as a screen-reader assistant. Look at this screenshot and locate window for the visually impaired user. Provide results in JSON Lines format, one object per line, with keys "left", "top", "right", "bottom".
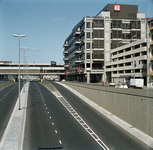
{"left": 131, "top": 31, "right": 141, "bottom": 39}
{"left": 131, "top": 21, "right": 136, "bottom": 29}
{"left": 92, "top": 63, "right": 104, "bottom": 69}
{"left": 86, "top": 22, "right": 90, "bottom": 28}
{"left": 86, "top": 63, "right": 90, "bottom": 68}
{"left": 86, "top": 43, "right": 90, "bottom": 49}
{"left": 86, "top": 32, "right": 90, "bottom": 38}
{"left": 92, "top": 51, "right": 104, "bottom": 59}
{"left": 137, "top": 21, "right": 140, "bottom": 29}
{"left": 131, "top": 21, "right": 141, "bottom": 29}
{"left": 86, "top": 53, "right": 90, "bottom": 59}
{"left": 93, "top": 19, "right": 104, "bottom": 28}
{"left": 93, "top": 40, "right": 104, "bottom": 48}
{"left": 112, "top": 20, "right": 122, "bottom": 28}
{"left": 122, "top": 33, "right": 130, "bottom": 39}
{"left": 111, "top": 30, "right": 122, "bottom": 38}
{"left": 93, "top": 30, "right": 104, "bottom": 38}
{"left": 122, "top": 23, "right": 130, "bottom": 29}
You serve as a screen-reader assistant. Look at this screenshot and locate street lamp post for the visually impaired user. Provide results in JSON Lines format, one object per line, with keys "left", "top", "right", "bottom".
{"left": 12, "top": 34, "right": 26, "bottom": 110}
{"left": 20, "top": 47, "right": 28, "bottom": 92}
{"left": 132, "top": 35, "right": 137, "bottom": 79}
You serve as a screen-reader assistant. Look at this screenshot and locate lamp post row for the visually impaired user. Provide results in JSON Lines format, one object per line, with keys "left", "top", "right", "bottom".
{"left": 12, "top": 34, "right": 27, "bottom": 110}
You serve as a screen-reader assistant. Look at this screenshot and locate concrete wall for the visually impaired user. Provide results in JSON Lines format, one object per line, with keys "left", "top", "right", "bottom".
{"left": 62, "top": 82, "right": 153, "bottom": 138}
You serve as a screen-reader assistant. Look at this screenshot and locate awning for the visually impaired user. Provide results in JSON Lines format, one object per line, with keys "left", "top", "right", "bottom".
{"left": 150, "top": 40, "right": 153, "bottom": 46}
{"left": 150, "top": 71, "right": 153, "bottom": 76}
{"left": 150, "top": 56, "right": 153, "bottom": 61}
{"left": 150, "top": 26, "right": 153, "bottom": 31}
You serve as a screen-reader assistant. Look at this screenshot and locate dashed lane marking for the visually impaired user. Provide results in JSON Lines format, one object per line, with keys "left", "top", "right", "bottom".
{"left": 51, "top": 91, "right": 109, "bottom": 150}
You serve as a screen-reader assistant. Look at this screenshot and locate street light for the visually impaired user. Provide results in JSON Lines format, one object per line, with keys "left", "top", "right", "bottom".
{"left": 20, "top": 47, "right": 28, "bottom": 92}
{"left": 132, "top": 35, "right": 137, "bottom": 79}
{"left": 12, "top": 34, "right": 26, "bottom": 110}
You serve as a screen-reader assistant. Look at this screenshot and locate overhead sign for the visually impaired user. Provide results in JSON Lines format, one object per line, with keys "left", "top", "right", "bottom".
{"left": 114, "top": 4, "right": 120, "bottom": 11}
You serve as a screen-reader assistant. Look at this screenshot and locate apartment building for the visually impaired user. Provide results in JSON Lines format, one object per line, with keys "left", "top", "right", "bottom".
{"left": 63, "top": 4, "right": 146, "bottom": 83}
{"left": 147, "top": 18, "right": 153, "bottom": 88}
{"left": 106, "top": 38, "right": 147, "bottom": 85}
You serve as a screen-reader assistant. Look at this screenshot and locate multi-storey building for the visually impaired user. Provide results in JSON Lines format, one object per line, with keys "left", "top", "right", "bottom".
{"left": 106, "top": 38, "right": 147, "bottom": 85}
{"left": 147, "top": 18, "right": 153, "bottom": 88}
{"left": 63, "top": 4, "right": 146, "bottom": 83}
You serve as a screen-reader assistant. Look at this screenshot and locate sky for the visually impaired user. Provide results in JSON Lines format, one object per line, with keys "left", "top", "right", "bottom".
{"left": 0, "top": 0, "right": 153, "bottom": 64}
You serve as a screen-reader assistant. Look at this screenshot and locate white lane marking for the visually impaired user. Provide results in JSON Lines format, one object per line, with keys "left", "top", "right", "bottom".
{"left": 51, "top": 91, "right": 109, "bottom": 150}
{"left": 52, "top": 122, "right": 54, "bottom": 125}
{"left": 59, "top": 140, "right": 62, "bottom": 144}
{"left": 49, "top": 116, "right": 51, "bottom": 119}
{"left": 55, "top": 130, "right": 57, "bottom": 133}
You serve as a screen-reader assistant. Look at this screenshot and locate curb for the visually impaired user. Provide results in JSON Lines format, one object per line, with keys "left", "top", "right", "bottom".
{"left": 58, "top": 82, "right": 153, "bottom": 148}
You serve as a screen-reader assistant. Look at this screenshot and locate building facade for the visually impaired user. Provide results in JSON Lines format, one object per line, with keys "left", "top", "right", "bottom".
{"left": 147, "top": 18, "right": 153, "bottom": 88}
{"left": 63, "top": 4, "right": 146, "bottom": 83}
{"left": 106, "top": 38, "right": 147, "bottom": 85}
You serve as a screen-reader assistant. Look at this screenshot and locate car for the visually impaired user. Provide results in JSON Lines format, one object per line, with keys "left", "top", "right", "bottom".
{"left": 62, "top": 79, "right": 65, "bottom": 81}
{"left": 109, "top": 82, "right": 116, "bottom": 87}
{"left": 115, "top": 83, "right": 128, "bottom": 88}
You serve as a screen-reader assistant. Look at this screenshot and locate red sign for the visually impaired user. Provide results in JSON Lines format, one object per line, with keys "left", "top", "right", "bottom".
{"left": 66, "top": 69, "right": 68, "bottom": 74}
{"left": 114, "top": 4, "right": 120, "bottom": 11}
{"left": 77, "top": 66, "right": 80, "bottom": 73}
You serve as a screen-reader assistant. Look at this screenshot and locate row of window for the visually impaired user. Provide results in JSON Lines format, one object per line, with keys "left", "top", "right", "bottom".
{"left": 86, "top": 20, "right": 141, "bottom": 29}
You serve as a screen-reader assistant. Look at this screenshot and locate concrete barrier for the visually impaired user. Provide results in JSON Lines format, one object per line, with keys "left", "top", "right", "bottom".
{"left": 62, "top": 82, "right": 153, "bottom": 139}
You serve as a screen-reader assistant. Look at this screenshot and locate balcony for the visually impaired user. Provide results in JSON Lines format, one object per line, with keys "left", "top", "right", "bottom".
{"left": 75, "top": 58, "right": 83, "bottom": 63}
{"left": 75, "top": 39, "right": 81, "bottom": 45}
{"left": 64, "top": 64, "right": 70, "bottom": 68}
{"left": 74, "top": 30, "right": 81, "bottom": 36}
{"left": 63, "top": 57, "right": 69, "bottom": 61}
{"left": 75, "top": 49, "right": 82, "bottom": 54}
{"left": 63, "top": 50, "right": 68, "bottom": 54}
{"left": 63, "top": 42, "right": 68, "bottom": 47}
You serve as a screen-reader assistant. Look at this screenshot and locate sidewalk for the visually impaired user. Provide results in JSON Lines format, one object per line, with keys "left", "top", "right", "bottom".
{"left": 0, "top": 82, "right": 29, "bottom": 150}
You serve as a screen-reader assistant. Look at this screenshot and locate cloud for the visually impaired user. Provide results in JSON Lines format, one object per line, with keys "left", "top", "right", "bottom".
{"left": 52, "top": 17, "right": 66, "bottom": 22}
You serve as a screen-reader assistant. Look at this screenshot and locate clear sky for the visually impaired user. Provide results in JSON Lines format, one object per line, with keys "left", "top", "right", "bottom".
{"left": 0, "top": 0, "right": 153, "bottom": 64}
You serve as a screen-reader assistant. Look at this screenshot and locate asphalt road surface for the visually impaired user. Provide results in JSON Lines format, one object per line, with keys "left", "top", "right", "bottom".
{"left": 0, "top": 83, "right": 18, "bottom": 141}
{"left": 23, "top": 81, "right": 152, "bottom": 150}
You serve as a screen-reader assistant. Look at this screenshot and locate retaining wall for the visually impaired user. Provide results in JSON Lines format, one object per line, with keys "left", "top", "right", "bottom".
{"left": 62, "top": 82, "right": 153, "bottom": 138}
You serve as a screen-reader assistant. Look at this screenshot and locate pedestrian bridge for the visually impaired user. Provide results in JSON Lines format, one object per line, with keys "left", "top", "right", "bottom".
{"left": 0, "top": 61, "right": 65, "bottom": 80}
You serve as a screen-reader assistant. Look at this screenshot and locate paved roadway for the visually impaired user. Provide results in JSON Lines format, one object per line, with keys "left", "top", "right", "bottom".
{"left": 0, "top": 83, "right": 18, "bottom": 141}
{"left": 23, "top": 81, "right": 152, "bottom": 150}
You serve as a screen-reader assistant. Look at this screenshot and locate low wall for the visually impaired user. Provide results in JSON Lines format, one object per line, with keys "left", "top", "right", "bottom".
{"left": 62, "top": 82, "right": 153, "bottom": 138}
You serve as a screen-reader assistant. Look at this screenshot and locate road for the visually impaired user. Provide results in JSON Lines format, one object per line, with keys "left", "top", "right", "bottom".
{"left": 23, "top": 81, "right": 152, "bottom": 150}
{"left": 0, "top": 83, "right": 18, "bottom": 141}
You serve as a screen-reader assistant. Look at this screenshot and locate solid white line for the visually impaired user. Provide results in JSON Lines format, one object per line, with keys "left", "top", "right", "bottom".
{"left": 52, "top": 91, "right": 109, "bottom": 150}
